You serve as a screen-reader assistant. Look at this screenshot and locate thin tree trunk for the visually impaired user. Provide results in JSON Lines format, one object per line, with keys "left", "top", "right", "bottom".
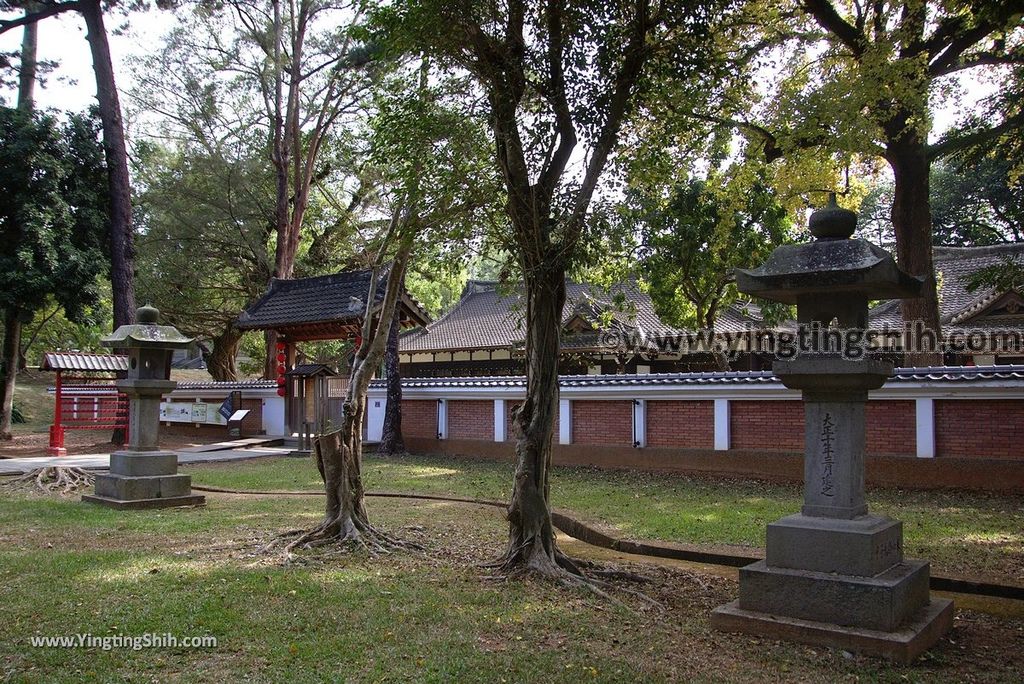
{"left": 263, "top": 329, "right": 279, "bottom": 380}
{"left": 0, "top": 312, "right": 21, "bottom": 439}
{"left": 1, "top": 14, "right": 38, "bottom": 438}
{"left": 379, "top": 307, "right": 404, "bottom": 456}
{"left": 274, "top": 237, "right": 415, "bottom": 553}
{"left": 81, "top": 0, "right": 136, "bottom": 328}
{"left": 17, "top": 11, "right": 36, "bottom": 108}
{"left": 888, "top": 134, "right": 942, "bottom": 367}
{"left": 497, "top": 265, "right": 578, "bottom": 576}
{"left": 207, "top": 325, "right": 242, "bottom": 381}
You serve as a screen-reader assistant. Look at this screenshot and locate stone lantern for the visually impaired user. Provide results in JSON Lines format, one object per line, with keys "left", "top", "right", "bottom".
{"left": 82, "top": 305, "right": 205, "bottom": 509}
{"left": 711, "top": 195, "right": 953, "bottom": 662}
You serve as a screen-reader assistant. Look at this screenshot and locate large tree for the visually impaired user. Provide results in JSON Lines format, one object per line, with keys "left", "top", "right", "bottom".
{"left": 0, "top": 107, "right": 110, "bottom": 437}
{"left": 383, "top": 0, "right": 721, "bottom": 577}
{"left": 220, "top": 0, "right": 379, "bottom": 375}
{"left": 705, "top": 1, "right": 1024, "bottom": 363}
{"left": 0, "top": 0, "right": 139, "bottom": 328}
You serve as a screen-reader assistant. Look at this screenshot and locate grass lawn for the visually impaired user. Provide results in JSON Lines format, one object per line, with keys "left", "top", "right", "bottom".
{"left": 1, "top": 479, "right": 1023, "bottom": 683}
{"left": 184, "top": 454, "right": 1024, "bottom": 586}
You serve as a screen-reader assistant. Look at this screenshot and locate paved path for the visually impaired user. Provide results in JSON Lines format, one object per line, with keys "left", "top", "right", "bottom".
{"left": 0, "top": 446, "right": 294, "bottom": 475}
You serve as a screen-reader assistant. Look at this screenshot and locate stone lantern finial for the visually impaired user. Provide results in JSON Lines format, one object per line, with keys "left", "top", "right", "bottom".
{"left": 808, "top": 192, "right": 857, "bottom": 240}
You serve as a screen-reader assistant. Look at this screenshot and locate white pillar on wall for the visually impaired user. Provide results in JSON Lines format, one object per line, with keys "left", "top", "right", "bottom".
{"left": 494, "top": 399, "right": 506, "bottom": 442}
{"left": 633, "top": 399, "right": 646, "bottom": 448}
{"left": 366, "top": 396, "right": 386, "bottom": 442}
{"left": 915, "top": 398, "right": 935, "bottom": 458}
{"left": 558, "top": 398, "right": 572, "bottom": 445}
{"left": 437, "top": 399, "right": 448, "bottom": 440}
{"left": 714, "top": 398, "right": 730, "bottom": 451}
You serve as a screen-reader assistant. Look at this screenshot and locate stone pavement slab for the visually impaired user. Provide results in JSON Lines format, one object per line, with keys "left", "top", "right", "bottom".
{"left": 0, "top": 446, "right": 293, "bottom": 475}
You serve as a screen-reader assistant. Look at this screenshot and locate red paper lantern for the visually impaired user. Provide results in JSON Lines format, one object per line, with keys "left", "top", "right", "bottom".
{"left": 276, "top": 342, "right": 286, "bottom": 351}
{"left": 277, "top": 364, "right": 286, "bottom": 375}
{"left": 277, "top": 387, "right": 286, "bottom": 397}
{"left": 276, "top": 376, "right": 286, "bottom": 385}
{"left": 276, "top": 352, "right": 286, "bottom": 363}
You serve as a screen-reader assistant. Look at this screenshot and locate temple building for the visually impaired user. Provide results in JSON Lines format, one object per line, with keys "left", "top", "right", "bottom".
{"left": 397, "top": 243, "right": 1024, "bottom": 377}
{"left": 398, "top": 280, "right": 768, "bottom": 377}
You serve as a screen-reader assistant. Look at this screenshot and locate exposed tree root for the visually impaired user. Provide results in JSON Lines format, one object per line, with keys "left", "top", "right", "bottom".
{"left": 264, "top": 513, "right": 423, "bottom": 562}
{"left": 1, "top": 467, "right": 95, "bottom": 495}
{"left": 484, "top": 533, "right": 663, "bottom": 613}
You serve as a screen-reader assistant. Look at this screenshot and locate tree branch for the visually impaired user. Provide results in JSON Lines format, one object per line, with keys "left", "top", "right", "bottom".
{"left": 801, "top": 0, "right": 865, "bottom": 57}
{"left": 0, "top": 1, "right": 79, "bottom": 35}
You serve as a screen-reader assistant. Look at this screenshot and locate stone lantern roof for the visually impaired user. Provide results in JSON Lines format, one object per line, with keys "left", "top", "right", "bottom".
{"left": 735, "top": 194, "right": 923, "bottom": 304}
{"left": 101, "top": 305, "right": 193, "bottom": 350}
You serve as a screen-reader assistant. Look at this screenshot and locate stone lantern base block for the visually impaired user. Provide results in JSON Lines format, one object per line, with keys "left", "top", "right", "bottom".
{"left": 737, "top": 559, "right": 930, "bottom": 632}
{"left": 82, "top": 450, "right": 205, "bottom": 509}
{"left": 712, "top": 596, "right": 953, "bottom": 664}
{"left": 109, "top": 451, "right": 178, "bottom": 477}
{"left": 766, "top": 514, "right": 904, "bottom": 577}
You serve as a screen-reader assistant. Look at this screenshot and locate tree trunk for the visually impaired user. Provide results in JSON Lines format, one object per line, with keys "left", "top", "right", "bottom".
{"left": 379, "top": 303, "right": 405, "bottom": 456}
{"left": 263, "top": 329, "right": 280, "bottom": 379}
{"left": 207, "top": 325, "right": 242, "bottom": 381}
{"left": 0, "top": 312, "right": 22, "bottom": 440}
{"left": 275, "top": 239, "right": 415, "bottom": 554}
{"left": 887, "top": 135, "right": 942, "bottom": 367}
{"left": 17, "top": 11, "right": 36, "bottom": 109}
{"left": 81, "top": 0, "right": 136, "bottom": 329}
{"left": 497, "top": 264, "right": 578, "bottom": 576}
{"left": 1, "top": 14, "right": 38, "bottom": 438}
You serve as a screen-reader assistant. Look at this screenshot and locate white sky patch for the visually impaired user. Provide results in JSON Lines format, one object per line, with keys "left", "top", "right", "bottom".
{"left": 0, "top": 10, "right": 165, "bottom": 113}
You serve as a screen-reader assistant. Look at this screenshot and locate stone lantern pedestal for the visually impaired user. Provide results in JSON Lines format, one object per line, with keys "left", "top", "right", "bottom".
{"left": 82, "top": 305, "right": 205, "bottom": 510}
{"left": 711, "top": 196, "right": 953, "bottom": 663}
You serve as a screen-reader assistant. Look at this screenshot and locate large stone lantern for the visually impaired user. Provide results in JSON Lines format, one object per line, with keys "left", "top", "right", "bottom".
{"left": 711, "top": 195, "right": 953, "bottom": 662}
{"left": 82, "top": 305, "right": 205, "bottom": 509}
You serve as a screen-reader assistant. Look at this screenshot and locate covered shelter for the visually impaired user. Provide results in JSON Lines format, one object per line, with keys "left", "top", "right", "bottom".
{"left": 40, "top": 351, "right": 130, "bottom": 456}
{"left": 237, "top": 268, "right": 431, "bottom": 438}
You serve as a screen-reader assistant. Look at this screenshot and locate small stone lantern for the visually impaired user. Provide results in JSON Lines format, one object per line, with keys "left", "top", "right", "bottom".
{"left": 82, "top": 305, "right": 205, "bottom": 509}
{"left": 711, "top": 195, "right": 953, "bottom": 662}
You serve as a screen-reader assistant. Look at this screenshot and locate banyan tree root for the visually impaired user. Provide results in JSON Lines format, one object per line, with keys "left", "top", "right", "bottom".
{"left": 264, "top": 428, "right": 422, "bottom": 559}
{"left": 2, "top": 467, "right": 96, "bottom": 495}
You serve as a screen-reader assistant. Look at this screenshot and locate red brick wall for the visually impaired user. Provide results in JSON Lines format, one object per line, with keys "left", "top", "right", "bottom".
{"left": 448, "top": 400, "right": 494, "bottom": 441}
{"left": 241, "top": 398, "right": 263, "bottom": 433}
{"left": 935, "top": 399, "right": 1024, "bottom": 459}
{"left": 646, "top": 400, "right": 714, "bottom": 449}
{"left": 865, "top": 400, "right": 916, "bottom": 456}
{"left": 402, "top": 400, "right": 438, "bottom": 439}
{"left": 572, "top": 400, "right": 633, "bottom": 446}
{"left": 731, "top": 400, "right": 804, "bottom": 451}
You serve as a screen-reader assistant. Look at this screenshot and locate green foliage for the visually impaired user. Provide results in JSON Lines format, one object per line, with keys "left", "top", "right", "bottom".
{"left": 9, "top": 401, "right": 24, "bottom": 424}
{"left": 133, "top": 143, "right": 274, "bottom": 337}
{"left": 18, "top": 286, "right": 113, "bottom": 364}
{"left": 620, "top": 152, "right": 792, "bottom": 330}
{"left": 0, "top": 107, "right": 110, "bottom": 322}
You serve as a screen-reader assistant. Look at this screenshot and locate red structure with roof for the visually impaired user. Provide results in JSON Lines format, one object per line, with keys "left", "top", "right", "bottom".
{"left": 40, "top": 352, "right": 130, "bottom": 456}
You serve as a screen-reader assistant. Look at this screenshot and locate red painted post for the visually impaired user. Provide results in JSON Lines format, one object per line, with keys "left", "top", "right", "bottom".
{"left": 47, "top": 370, "right": 67, "bottom": 456}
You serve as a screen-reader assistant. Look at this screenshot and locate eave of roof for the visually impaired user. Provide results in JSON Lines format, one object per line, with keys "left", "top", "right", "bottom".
{"left": 41, "top": 352, "right": 129, "bottom": 373}
{"left": 371, "top": 365, "right": 1024, "bottom": 389}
